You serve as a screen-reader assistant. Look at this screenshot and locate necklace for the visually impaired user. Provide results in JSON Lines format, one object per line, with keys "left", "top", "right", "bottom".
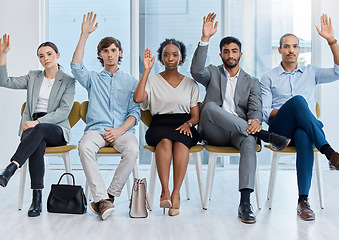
{"left": 45, "top": 78, "right": 54, "bottom": 88}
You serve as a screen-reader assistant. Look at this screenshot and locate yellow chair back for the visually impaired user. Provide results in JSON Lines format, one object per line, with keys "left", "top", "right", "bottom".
{"left": 21, "top": 101, "right": 80, "bottom": 128}
{"left": 79, "top": 101, "right": 89, "bottom": 123}
{"left": 140, "top": 110, "right": 152, "bottom": 127}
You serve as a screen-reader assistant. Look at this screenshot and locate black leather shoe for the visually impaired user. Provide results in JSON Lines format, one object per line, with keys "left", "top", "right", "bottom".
{"left": 268, "top": 132, "right": 291, "bottom": 151}
{"left": 0, "top": 162, "right": 18, "bottom": 187}
{"left": 329, "top": 152, "right": 339, "bottom": 170}
{"left": 238, "top": 202, "right": 256, "bottom": 224}
{"left": 28, "top": 190, "right": 42, "bottom": 217}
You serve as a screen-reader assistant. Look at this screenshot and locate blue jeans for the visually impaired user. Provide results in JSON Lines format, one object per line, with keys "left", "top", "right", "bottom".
{"left": 11, "top": 123, "right": 66, "bottom": 189}
{"left": 268, "top": 95, "right": 327, "bottom": 196}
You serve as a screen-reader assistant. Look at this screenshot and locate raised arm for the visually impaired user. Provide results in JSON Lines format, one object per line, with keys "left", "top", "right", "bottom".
{"left": 191, "top": 13, "right": 218, "bottom": 86}
{"left": 316, "top": 13, "right": 339, "bottom": 65}
{"left": 72, "top": 12, "right": 98, "bottom": 63}
{"left": 133, "top": 48, "right": 154, "bottom": 103}
{"left": 0, "top": 34, "right": 10, "bottom": 66}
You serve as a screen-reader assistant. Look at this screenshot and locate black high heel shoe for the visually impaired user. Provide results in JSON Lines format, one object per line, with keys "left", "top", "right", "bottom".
{"left": 0, "top": 162, "right": 18, "bottom": 187}
{"left": 28, "top": 190, "right": 42, "bottom": 217}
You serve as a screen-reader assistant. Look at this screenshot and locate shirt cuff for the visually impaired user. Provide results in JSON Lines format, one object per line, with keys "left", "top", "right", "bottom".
{"left": 70, "top": 61, "right": 84, "bottom": 69}
{"left": 199, "top": 41, "right": 209, "bottom": 46}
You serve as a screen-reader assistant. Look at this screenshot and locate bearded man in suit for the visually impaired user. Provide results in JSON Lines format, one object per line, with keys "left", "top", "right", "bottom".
{"left": 191, "top": 13, "right": 289, "bottom": 224}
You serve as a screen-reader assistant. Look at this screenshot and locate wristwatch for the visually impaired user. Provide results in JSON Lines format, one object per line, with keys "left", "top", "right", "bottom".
{"left": 186, "top": 121, "right": 193, "bottom": 127}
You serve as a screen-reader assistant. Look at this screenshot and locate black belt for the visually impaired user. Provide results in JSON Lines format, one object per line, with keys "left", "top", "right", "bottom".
{"left": 32, "top": 112, "right": 47, "bottom": 120}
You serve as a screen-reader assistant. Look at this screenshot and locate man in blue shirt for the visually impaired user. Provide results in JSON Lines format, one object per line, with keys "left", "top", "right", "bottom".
{"left": 260, "top": 13, "right": 339, "bottom": 221}
{"left": 71, "top": 12, "right": 140, "bottom": 220}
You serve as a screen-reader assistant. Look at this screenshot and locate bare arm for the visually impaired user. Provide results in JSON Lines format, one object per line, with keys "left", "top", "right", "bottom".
{"left": 103, "top": 116, "right": 136, "bottom": 143}
{"left": 72, "top": 12, "right": 98, "bottom": 63}
{"left": 269, "top": 109, "right": 279, "bottom": 119}
{"left": 316, "top": 13, "right": 339, "bottom": 65}
{"left": 175, "top": 105, "right": 200, "bottom": 138}
{"left": 0, "top": 34, "right": 10, "bottom": 66}
{"left": 133, "top": 48, "right": 155, "bottom": 103}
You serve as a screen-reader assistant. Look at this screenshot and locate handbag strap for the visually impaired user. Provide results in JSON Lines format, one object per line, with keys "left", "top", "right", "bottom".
{"left": 57, "top": 172, "right": 75, "bottom": 185}
{"left": 140, "top": 178, "right": 151, "bottom": 210}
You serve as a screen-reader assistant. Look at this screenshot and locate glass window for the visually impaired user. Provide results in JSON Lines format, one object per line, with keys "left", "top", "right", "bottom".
{"left": 48, "top": 0, "right": 131, "bottom": 165}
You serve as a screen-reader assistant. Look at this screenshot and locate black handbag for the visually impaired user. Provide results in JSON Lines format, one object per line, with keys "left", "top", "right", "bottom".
{"left": 47, "top": 173, "right": 87, "bottom": 214}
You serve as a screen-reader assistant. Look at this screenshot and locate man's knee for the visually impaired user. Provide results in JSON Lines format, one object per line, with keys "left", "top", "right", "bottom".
{"left": 78, "top": 136, "right": 97, "bottom": 157}
{"left": 203, "top": 101, "right": 219, "bottom": 114}
{"left": 290, "top": 95, "right": 308, "bottom": 108}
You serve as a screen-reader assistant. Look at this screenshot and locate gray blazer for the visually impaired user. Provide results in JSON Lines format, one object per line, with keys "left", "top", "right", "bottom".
{"left": 190, "top": 44, "right": 262, "bottom": 134}
{"left": 0, "top": 64, "right": 75, "bottom": 142}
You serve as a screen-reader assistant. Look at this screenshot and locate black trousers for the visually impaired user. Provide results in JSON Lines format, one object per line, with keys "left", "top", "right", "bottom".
{"left": 11, "top": 123, "right": 66, "bottom": 189}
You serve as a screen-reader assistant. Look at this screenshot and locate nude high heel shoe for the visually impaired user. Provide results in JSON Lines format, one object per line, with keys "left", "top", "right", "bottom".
{"left": 160, "top": 196, "right": 172, "bottom": 214}
{"left": 169, "top": 194, "right": 180, "bottom": 216}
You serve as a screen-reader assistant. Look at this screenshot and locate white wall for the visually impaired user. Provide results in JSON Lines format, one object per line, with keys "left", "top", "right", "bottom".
{"left": 318, "top": 0, "right": 339, "bottom": 151}
{"left": 0, "top": 0, "right": 40, "bottom": 166}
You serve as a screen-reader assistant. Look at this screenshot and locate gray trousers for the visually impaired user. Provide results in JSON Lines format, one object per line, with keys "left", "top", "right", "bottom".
{"left": 78, "top": 130, "right": 139, "bottom": 202}
{"left": 200, "top": 102, "right": 257, "bottom": 191}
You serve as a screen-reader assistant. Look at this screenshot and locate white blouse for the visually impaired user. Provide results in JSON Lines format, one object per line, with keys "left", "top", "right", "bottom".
{"left": 34, "top": 77, "right": 55, "bottom": 113}
{"left": 141, "top": 73, "right": 200, "bottom": 116}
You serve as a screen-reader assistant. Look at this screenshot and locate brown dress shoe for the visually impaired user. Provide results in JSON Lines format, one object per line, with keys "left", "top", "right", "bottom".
{"left": 297, "top": 199, "right": 315, "bottom": 221}
{"left": 329, "top": 152, "right": 339, "bottom": 170}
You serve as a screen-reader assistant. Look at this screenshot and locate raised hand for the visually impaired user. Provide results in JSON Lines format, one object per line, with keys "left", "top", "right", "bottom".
{"left": 201, "top": 12, "right": 218, "bottom": 42}
{"left": 316, "top": 13, "right": 335, "bottom": 42}
{"left": 143, "top": 48, "right": 155, "bottom": 70}
{"left": 81, "top": 12, "right": 98, "bottom": 35}
{"left": 0, "top": 34, "right": 10, "bottom": 55}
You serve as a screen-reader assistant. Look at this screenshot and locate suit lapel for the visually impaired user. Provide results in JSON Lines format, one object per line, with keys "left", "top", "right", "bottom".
{"left": 48, "top": 70, "right": 64, "bottom": 112}
{"left": 218, "top": 65, "right": 227, "bottom": 103}
{"left": 31, "top": 72, "right": 44, "bottom": 114}
{"left": 234, "top": 69, "right": 246, "bottom": 107}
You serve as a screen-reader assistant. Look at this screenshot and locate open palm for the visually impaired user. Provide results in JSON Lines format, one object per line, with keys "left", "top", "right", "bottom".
{"left": 0, "top": 34, "right": 10, "bottom": 55}
{"left": 81, "top": 12, "right": 98, "bottom": 35}
{"left": 202, "top": 12, "right": 218, "bottom": 40}
{"left": 316, "top": 14, "right": 334, "bottom": 41}
{"left": 143, "top": 48, "right": 155, "bottom": 70}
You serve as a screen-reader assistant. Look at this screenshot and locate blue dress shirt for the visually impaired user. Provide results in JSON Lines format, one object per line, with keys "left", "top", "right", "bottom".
{"left": 71, "top": 62, "right": 140, "bottom": 135}
{"left": 260, "top": 63, "right": 339, "bottom": 122}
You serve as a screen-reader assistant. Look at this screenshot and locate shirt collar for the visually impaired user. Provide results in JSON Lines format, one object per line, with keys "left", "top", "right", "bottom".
{"left": 223, "top": 66, "right": 240, "bottom": 79}
{"left": 278, "top": 62, "right": 304, "bottom": 75}
{"left": 101, "top": 68, "right": 120, "bottom": 77}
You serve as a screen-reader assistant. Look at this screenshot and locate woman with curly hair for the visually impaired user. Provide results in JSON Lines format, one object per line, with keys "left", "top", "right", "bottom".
{"left": 134, "top": 39, "right": 200, "bottom": 216}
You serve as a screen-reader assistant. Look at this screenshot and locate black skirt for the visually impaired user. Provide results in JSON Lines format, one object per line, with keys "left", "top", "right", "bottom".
{"left": 145, "top": 113, "right": 198, "bottom": 149}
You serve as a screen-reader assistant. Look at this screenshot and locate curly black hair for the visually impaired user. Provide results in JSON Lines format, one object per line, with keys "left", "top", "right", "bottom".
{"left": 157, "top": 38, "right": 186, "bottom": 66}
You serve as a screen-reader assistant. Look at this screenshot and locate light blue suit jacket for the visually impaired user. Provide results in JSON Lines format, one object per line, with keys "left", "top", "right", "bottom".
{"left": 0, "top": 64, "right": 75, "bottom": 142}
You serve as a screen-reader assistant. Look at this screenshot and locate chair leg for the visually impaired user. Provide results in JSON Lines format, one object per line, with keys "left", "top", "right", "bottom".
{"left": 62, "top": 153, "right": 72, "bottom": 184}
{"left": 184, "top": 170, "right": 190, "bottom": 200}
{"left": 314, "top": 152, "right": 325, "bottom": 209}
{"left": 18, "top": 162, "right": 28, "bottom": 210}
{"left": 255, "top": 160, "right": 261, "bottom": 210}
{"left": 192, "top": 152, "right": 204, "bottom": 208}
{"left": 268, "top": 152, "right": 279, "bottom": 209}
{"left": 148, "top": 153, "right": 157, "bottom": 211}
{"left": 209, "top": 155, "right": 217, "bottom": 201}
{"left": 203, "top": 153, "right": 217, "bottom": 210}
